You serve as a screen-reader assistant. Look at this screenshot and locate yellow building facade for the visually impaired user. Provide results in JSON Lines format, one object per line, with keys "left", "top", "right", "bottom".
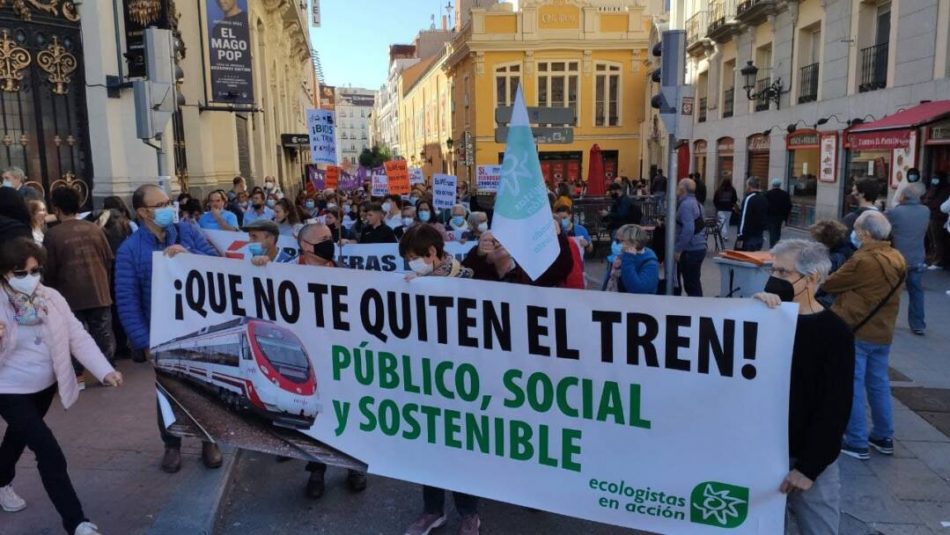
{"left": 399, "top": 51, "right": 454, "bottom": 176}
{"left": 443, "top": 0, "right": 652, "bottom": 186}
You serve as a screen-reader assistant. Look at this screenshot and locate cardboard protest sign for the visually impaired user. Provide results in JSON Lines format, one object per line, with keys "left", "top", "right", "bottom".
{"left": 409, "top": 167, "right": 425, "bottom": 186}
{"left": 151, "top": 254, "right": 796, "bottom": 534}
{"left": 384, "top": 160, "right": 411, "bottom": 195}
{"left": 307, "top": 165, "right": 325, "bottom": 192}
{"left": 307, "top": 109, "right": 336, "bottom": 165}
{"left": 371, "top": 173, "right": 389, "bottom": 197}
{"left": 432, "top": 173, "right": 457, "bottom": 210}
{"left": 325, "top": 166, "right": 340, "bottom": 189}
{"left": 476, "top": 165, "right": 502, "bottom": 193}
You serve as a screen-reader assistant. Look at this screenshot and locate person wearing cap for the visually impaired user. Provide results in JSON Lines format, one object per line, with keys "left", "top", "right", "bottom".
{"left": 242, "top": 220, "right": 295, "bottom": 265}
{"left": 765, "top": 178, "right": 792, "bottom": 247}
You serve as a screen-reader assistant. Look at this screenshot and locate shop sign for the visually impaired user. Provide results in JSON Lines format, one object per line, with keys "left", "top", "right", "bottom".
{"left": 786, "top": 131, "right": 819, "bottom": 150}
{"left": 717, "top": 137, "right": 734, "bottom": 155}
{"left": 694, "top": 140, "right": 707, "bottom": 153}
{"left": 847, "top": 129, "right": 911, "bottom": 150}
{"left": 747, "top": 134, "right": 770, "bottom": 152}
{"left": 927, "top": 123, "right": 950, "bottom": 145}
{"left": 818, "top": 132, "right": 838, "bottom": 183}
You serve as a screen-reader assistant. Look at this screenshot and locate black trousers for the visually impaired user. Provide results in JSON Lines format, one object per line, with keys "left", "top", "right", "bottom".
{"left": 423, "top": 485, "right": 479, "bottom": 517}
{"left": 74, "top": 307, "right": 116, "bottom": 364}
{"left": 0, "top": 385, "right": 87, "bottom": 533}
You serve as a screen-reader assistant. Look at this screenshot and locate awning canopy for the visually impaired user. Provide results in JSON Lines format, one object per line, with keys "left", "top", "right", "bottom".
{"left": 847, "top": 100, "right": 950, "bottom": 151}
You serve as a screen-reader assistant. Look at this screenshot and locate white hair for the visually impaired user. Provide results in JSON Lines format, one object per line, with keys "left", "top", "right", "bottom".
{"left": 901, "top": 182, "right": 925, "bottom": 202}
{"left": 855, "top": 210, "right": 891, "bottom": 240}
{"left": 770, "top": 239, "right": 832, "bottom": 284}
{"left": 770, "top": 178, "right": 783, "bottom": 189}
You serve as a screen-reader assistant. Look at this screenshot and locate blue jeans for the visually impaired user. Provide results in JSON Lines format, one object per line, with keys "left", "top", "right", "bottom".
{"left": 844, "top": 341, "right": 893, "bottom": 449}
{"left": 906, "top": 265, "right": 925, "bottom": 331}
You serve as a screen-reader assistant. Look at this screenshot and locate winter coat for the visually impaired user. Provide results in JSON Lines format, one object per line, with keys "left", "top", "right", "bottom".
{"left": 0, "top": 285, "right": 114, "bottom": 408}
{"left": 115, "top": 223, "right": 219, "bottom": 350}
{"left": 606, "top": 248, "right": 660, "bottom": 294}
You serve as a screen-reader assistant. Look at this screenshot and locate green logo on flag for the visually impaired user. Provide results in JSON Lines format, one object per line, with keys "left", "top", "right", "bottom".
{"left": 495, "top": 128, "right": 548, "bottom": 220}
{"left": 689, "top": 481, "right": 749, "bottom": 528}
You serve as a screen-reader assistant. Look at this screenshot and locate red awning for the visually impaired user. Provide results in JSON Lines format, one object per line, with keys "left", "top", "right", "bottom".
{"left": 850, "top": 100, "right": 950, "bottom": 133}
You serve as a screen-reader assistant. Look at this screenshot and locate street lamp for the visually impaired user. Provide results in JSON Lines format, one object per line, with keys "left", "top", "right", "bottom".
{"left": 740, "top": 60, "right": 788, "bottom": 110}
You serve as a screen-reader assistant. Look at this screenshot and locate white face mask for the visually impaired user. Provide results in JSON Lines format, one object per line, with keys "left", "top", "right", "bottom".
{"left": 1, "top": 179, "right": 13, "bottom": 188}
{"left": 408, "top": 258, "right": 433, "bottom": 276}
{"left": 382, "top": 202, "right": 392, "bottom": 212}
{"left": 477, "top": 222, "right": 488, "bottom": 233}
{"left": 7, "top": 273, "right": 40, "bottom": 296}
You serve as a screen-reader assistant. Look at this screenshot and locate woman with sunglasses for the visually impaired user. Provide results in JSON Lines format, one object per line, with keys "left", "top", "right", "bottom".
{"left": 0, "top": 238, "right": 123, "bottom": 535}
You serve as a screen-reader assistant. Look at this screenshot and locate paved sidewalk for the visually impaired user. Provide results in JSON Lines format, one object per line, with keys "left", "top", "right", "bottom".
{"left": 0, "top": 361, "right": 235, "bottom": 535}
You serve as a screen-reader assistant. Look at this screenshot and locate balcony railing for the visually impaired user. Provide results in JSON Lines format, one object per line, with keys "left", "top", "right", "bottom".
{"left": 686, "top": 10, "right": 710, "bottom": 50}
{"left": 754, "top": 78, "right": 770, "bottom": 111}
{"left": 723, "top": 88, "right": 734, "bottom": 118}
{"left": 859, "top": 42, "right": 888, "bottom": 93}
{"left": 708, "top": 0, "right": 737, "bottom": 39}
{"left": 798, "top": 63, "right": 819, "bottom": 103}
{"left": 698, "top": 97, "right": 708, "bottom": 122}
{"left": 736, "top": 0, "right": 776, "bottom": 23}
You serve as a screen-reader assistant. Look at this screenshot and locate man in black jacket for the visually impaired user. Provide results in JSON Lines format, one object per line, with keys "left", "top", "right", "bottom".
{"left": 358, "top": 202, "right": 398, "bottom": 244}
{"left": 737, "top": 176, "right": 769, "bottom": 251}
{"left": 765, "top": 178, "right": 793, "bottom": 246}
{"left": 601, "top": 183, "right": 642, "bottom": 235}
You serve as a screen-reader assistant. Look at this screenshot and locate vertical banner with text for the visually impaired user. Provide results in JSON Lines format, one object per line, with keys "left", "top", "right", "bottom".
{"left": 207, "top": 0, "right": 254, "bottom": 105}
{"left": 307, "top": 109, "right": 337, "bottom": 165}
{"left": 432, "top": 174, "right": 457, "bottom": 210}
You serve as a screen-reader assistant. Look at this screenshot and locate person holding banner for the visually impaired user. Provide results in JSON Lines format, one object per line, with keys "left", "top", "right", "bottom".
{"left": 114, "top": 185, "right": 222, "bottom": 474}
{"left": 0, "top": 237, "right": 123, "bottom": 535}
{"left": 753, "top": 239, "right": 855, "bottom": 535}
{"left": 243, "top": 220, "right": 296, "bottom": 265}
{"left": 358, "top": 203, "right": 398, "bottom": 244}
{"left": 398, "top": 225, "right": 480, "bottom": 535}
{"left": 463, "top": 229, "right": 574, "bottom": 288}
{"left": 198, "top": 190, "right": 239, "bottom": 232}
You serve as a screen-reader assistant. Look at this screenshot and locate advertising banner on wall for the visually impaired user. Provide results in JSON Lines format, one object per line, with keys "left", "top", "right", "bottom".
{"left": 151, "top": 254, "right": 796, "bottom": 534}
{"left": 206, "top": 0, "right": 254, "bottom": 105}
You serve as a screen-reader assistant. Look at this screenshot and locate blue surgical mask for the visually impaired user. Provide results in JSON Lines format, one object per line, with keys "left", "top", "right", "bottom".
{"left": 450, "top": 216, "right": 466, "bottom": 228}
{"left": 305, "top": 200, "right": 315, "bottom": 209}
{"left": 1, "top": 180, "right": 12, "bottom": 188}
{"left": 559, "top": 218, "right": 571, "bottom": 231}
{"left": 418, "top": 210, "right": 431, "bottom": 222}
{"left": 153, "top": 207, "right": 176, "bottom": 228}
{"left": 611, "top": 241, "right": 623, "bottom": 256}
{"left": 850, "top": 230, "right": 862, "bottom": 249}
{"left": 266, "top": 199, "right": 276, "bottom": 208}
{"left": 248, "top": 243, "right": 264, "bottom": 257}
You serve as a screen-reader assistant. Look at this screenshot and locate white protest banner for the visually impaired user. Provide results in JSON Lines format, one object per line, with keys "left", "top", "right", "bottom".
{"left": 432, "top": 173, "right": 457, "bottom": 210}
{"left": 307, "top": 109, "right": 336, "bottom": 165}
{"left": 202, "top": 229, "right": 474, "bottom": 272}
{"left": 371, "top": 173, "right": 389, "bottom": 197}
{"left": 409, "top": 167, "right": 425, "bottom": 186}
{"left": 151, "top": 254, "right": 796, "bottom": 535}
{"left": 202, "top": 229, "right": 300, "bottom": 262}
{"left": 476, "top": 165, "right": 502, "bottom": 193}
{"left": 492, "top": 86, "right": 559, "bottom": 280}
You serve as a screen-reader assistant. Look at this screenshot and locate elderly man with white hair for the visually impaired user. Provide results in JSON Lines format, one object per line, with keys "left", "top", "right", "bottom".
{"left": 822, "top": 210, "right": 907, "bottom": 461}
{"left": 765, "top": 177, "right": 792, "bottom": 247}
{"left": 755, "top": 239, "right": 854, "bottom": 535}
{"left": 886, "top": 181, "right": 930, "bottom": 335}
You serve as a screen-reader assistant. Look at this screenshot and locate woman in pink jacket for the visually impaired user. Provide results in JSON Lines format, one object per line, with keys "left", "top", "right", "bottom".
{"left": 0, "top": 237, "right": 123, "bottom": 535}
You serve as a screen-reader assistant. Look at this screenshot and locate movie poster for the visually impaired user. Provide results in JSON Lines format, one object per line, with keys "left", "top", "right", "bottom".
{"left": 207, "top": 0, "right": 254, "bottom": 105}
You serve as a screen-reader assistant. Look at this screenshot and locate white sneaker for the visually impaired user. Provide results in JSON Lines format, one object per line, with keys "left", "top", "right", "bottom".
{"left": 74, "top": 521, "right": 102, "bottom": 535}
{"left": 0, "top": 485, "right": 26, "bottom": 512}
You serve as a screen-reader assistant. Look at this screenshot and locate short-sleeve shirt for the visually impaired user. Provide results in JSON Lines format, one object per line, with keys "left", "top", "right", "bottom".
{"left": 242, "top": 207, "right": 275, "bottom": 226}
{"left": 571, "top": 223, "right": 592, "bottom": 244}
{"left": 199, "top": 210, "right": 239, "bottom": 230}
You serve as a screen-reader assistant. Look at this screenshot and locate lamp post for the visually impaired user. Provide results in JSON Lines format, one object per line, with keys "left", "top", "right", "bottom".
{"left": 740, "top": 60, "right": 788, "bottom": 110}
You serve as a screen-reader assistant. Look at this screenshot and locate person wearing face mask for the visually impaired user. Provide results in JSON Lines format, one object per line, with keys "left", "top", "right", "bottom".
{"left": 447, "top": 204, "right": 469, "bottom": 240}
{"left": 398, "top": 225, "right": 479, "bottom": 535}
{"left": 460, "top": 211, "right": 488, "bottom": 243}
{"left": 841, "top": 178, "right": 881, "bottom": 236}
{"left": 922, "top": 172, "right": 950, "bottom": 269}
{"left": 382, "top": 195, "right": 404, "bottom": 230}
{"left": 753, "top": 239, "right": 855, "bottom": 535}
{"left": 412, "top": 200, "right": 450, "bottom": 242}
{"left": 114, "top": 184, "right": 222, "bottom": 474}
{"left": 243, "top": 220, "right": 295, "bottom": 266}
{"left": 242, "top": 189, "right": 275, "bottom": 225}
{"left": 554, "top": 204, "right": 592, "bottom": 254}
{"left": 262, "top": 175, "right": 283, "bottom": 199}
{"left": 394, "top": 206, "right": 416, "bottom": 239}
{"left": 600, "top": 183, "right": 642, "bottom": 236}
{"left": 822, "top": 211, "right": 906, "bottom": 462}
{"left": 358, "top": 203, "right": 398, "bottom": 244}
{"left": 301, "top": 195, "right": 319, "bottom": 220}
{"left": 604, "top": 224, "right": 659, "bottom": 294}
{"left": 0, "top": 238, "right": 123, "bottom": 535}
{"left": 1, "top": 166, "right": 41, "bottom": 202}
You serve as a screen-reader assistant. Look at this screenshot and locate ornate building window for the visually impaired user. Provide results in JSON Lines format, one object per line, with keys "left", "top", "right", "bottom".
{"left": 495, "top": 63, "right": 520, "bottom": 108}
{"left": 537, "top": 61, "right": 579, "bottom": 124}
{"left": 594, "top": 63, "right": 621, "bottom": 127}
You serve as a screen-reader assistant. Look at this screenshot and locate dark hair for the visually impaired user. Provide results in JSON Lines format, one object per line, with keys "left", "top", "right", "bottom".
{"left": 854, "top": 178, "right": 881, "bottom": 203}
{"left": 275, "top": 198, "right": 300, "bottom": 224}
{"left": 50, "top": 186, "right": 81, "bottom": 215}
{"left": 399, "top": 223, "right": 445, "bottom": 259}
{"left": 0, "top": 237, "right": 46, "bottom": 273}
{"left": 386, "top": 195, "right": 403, "bottom": 208}
{"left": 232, "top": 176, "right": 244, "bottom": 186}
{"left": 415, "top": 200, "right": 433, "bottom": 214}
{"left": 365, "top": 202, "right": 384, "bottom": 214}
{"left": 809, "top": 220, "right": 848, "bottom": 249}
{"left": 716, "top": 178, "right": 734, "bottom": 192}
{"left": 557, "top": 182, "right": 571, "bottom": 197}
{"left": 324, "top": 206, "right": 342, "bottom": 221}
{"left": 132, "top": 184, "right": 161, "bottom": 210}
{"left": 182, "top": 198, "right": 202, "bottom": 216}
{"left": 0, "top": 187, "right": 30, "bottom": 224}
{"left": 103, "top": 196, "right": 133, "bottom": 219}
{"left": 177, "top": 192, "right": 192, "bottom": 204}
{"left": 608, "top": 182, "right": 622, "bottom": 191}
{"left": 250, "top": 188, "right": 265, "bottom": 200}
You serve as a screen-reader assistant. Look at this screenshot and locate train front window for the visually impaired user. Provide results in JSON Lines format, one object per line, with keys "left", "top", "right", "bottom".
{"left": 254, "top": 330, "right": 310, "bottom": 383}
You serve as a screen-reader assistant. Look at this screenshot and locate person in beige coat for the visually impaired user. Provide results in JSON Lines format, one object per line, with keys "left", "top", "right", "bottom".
{"left": 0, "top": 237, "right": 122, "bottom": 535}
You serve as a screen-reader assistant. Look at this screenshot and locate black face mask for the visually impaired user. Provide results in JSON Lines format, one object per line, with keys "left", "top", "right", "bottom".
{"left": 764, "top": 276, "right": 796, "bottom": 302}
{"left": 252, "top": 202, "right": 263, "bottom": 210}
{"left": 311, "top": 239, "right": 336, "bottom": 262}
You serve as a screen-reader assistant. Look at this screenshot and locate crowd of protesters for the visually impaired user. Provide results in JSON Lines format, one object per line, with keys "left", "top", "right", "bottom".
{"left": 0, "top": 160, "right": 948, "bottom": 535}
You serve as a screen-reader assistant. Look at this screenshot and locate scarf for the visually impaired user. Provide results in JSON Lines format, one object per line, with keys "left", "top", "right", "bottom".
{"left": 3, "top": 284, "right": 47, "bottom": 326}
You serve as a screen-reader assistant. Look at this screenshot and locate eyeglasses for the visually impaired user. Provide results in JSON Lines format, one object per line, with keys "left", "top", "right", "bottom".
{"left": 143, "top": 200, "right": 173, "bottom": 209}
{"left": 768, "top": 267, "right": 798, "bottom": 277}
{"left": 11, "top": 267, "right": 43, "bottom": 278}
